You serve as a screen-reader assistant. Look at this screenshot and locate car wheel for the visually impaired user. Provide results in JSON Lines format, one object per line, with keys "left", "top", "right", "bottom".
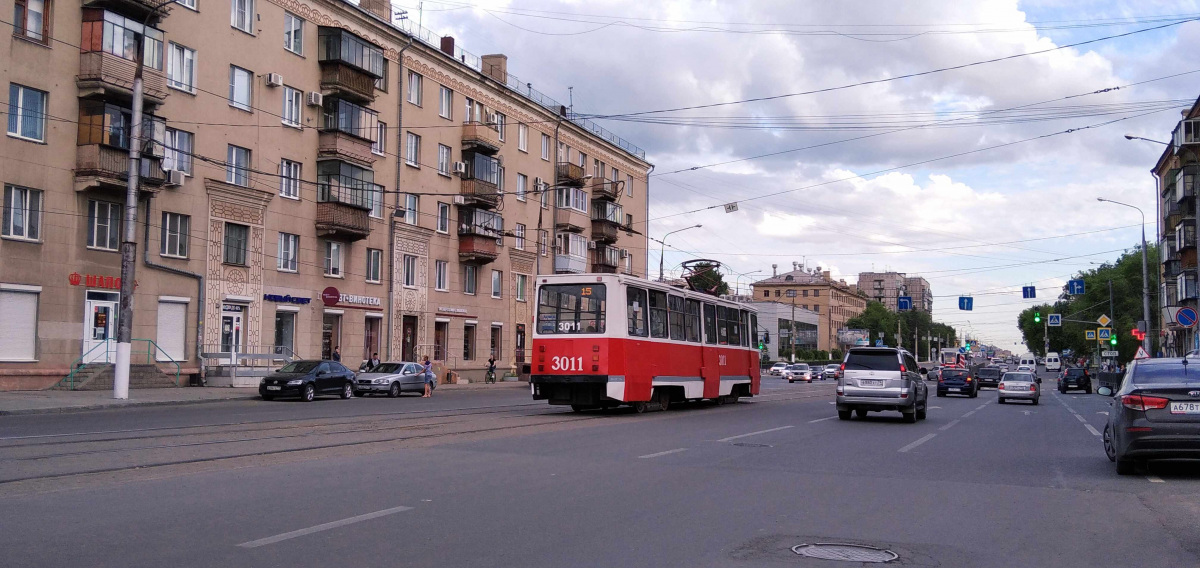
{"left": 902, "top": 410, "right": 917, "bottom": 423}
{"left": 936, "top": 390, "right": 943, "bottom": 397}
{"left": 388, "top": 382, "right": 400, "bottom": 398}
{"left": 301, "top": 383, "right": 315, "bottom": 402}
{"left": 838, "top": 409, "right": 852, "bottom": 420}
{"left": 261, "top": 394, "right": 274, "bottom": 401}
{"left": 855, "top": 408, "right": 867, "bottom": 419}
{"left": 1116, "top": 458, "right": 1137, "bottom": 476}
{"left": 726, "top": 391, "right": 740, "bottom": 404}
{"left": 970, "top": 390, "right": 978, "bottom": 399}
{"left": 788, "top": 379, "right": 794, "bottom": 383}
{"left": 1103, "top": 425, "right": 1117, "bottom": 462}
{"left": 916, "top": 404, "right": 927, "bottom": 420}
{"left": 341, "top": 382, "right": 354, "bottom": 399}
{"left": 1032, "top": 398, "right": 1039, "bottom": 406}
{"left": 998, "top": 397, "right": 1005, "bottom": 404}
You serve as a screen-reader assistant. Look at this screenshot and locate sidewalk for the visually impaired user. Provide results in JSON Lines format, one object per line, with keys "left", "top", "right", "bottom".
{"left": 0, "top": 380, "right": 527, "bottom": 416}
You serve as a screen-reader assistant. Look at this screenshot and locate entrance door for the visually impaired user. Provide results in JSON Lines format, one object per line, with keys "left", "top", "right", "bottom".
{"left": 83, "top": 291, "right": 120, "bottom": 362}
{"left": 515, "top": 324, "right": 526, "bottom": 364}
{"left": 220, "top": 304, "right": 245, "bottom": 364}
{"left": 322, "top": 314, "right": 341, "bottom": 360}
{"left": 402, "top": 315, "right": 417, "bottom": 361}
{"left": 434, "top": 322, "right": 448, "bottom": 361}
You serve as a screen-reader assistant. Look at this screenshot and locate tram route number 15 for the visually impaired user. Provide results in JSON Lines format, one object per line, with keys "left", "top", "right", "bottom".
{"left": 550, "top": 356, "right": 585, "bottom": 371}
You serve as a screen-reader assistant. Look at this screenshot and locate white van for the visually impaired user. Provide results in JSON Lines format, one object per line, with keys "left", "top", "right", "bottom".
{"left": 1044, "top": 352, "right": 1061, "bottom": 372}
{"left": 1019, "top": 354, "right": 1037, "bottom": 369}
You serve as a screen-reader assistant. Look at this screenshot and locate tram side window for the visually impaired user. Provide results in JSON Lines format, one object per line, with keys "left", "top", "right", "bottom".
{"left": 726, "top": 307, "right": 741, "bottom": 346}
{"left": 716, "top": 306, "right": 729, "bottom": 344}
{"left": 626, "top": 286, "right": 648, "bottom": 337}
{"left": 703, "top": 303, "right": 717, "bottom": 344}
{"left": 740, "top": 310, "right": 751, "bottom": 347}
{"left": 667, "top": 294, "right": 686, "bottom": 341}
{"left": 536, "top": 283, "right": 606, "bottom": 334}
{"left": 685, "top": 299, "right": 701, "bottom": 342}
{"left": 648, "top": 290, "right": 668, "bottom": 339}
{"left": 749, "top": 313, "right": 759, "bottom": 347}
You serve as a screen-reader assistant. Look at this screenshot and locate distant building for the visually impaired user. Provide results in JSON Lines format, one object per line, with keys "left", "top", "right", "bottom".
{"left": 747, "top": 301, "right": 820, "bottom": 362}
{"left": 857, "top": 272, "right": 933, "bottom": 315}
{"left": 750, "top": 264, "right": 868, "bottom": 352}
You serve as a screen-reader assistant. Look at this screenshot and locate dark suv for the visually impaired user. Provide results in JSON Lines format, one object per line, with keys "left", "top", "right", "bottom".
{"left": 975, "top": 366, "right": 1002, "bottom": 388}
{"left": 937, "top": 368, "right": 978, "bottom": 397}
{"left": 1058, "top": 367, "right": 1092, "bottom": 394}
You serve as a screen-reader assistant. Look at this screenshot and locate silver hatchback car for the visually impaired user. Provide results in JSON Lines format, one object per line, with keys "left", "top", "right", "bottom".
{"left": 837, "top": 347, "right": 929, "bottom": 423}
{"left": 354, "top": 361, "right": 428, "bottom": 397}
{"left": 998, "top": 372, "right": 1039, "bottom": 405}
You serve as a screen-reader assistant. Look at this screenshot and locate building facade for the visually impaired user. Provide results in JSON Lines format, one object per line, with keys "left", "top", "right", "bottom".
{"left": 747, "top": 301, "right": 819, "bottom": 362}
{"left": 856, "top": 272, "right": 933, "bottom": 314}
{"left": 0, "top": 0, "right": 650, "bottom": 390}
{"left": 750, "top": 268, "right": 868, "bottom": 352}
{"left": 1154, "top": 104, "right": 1200, "bottom": 357}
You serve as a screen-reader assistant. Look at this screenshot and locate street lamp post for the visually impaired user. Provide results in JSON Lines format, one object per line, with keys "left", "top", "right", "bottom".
{"left": 1097, "top": 197, "right": 1153, "bottom": 355}
{"left": 733, "top": 270, "right": 762, "bottom": 297}
{"left": 656, "top": 224, "right": 702, "bottom": 281}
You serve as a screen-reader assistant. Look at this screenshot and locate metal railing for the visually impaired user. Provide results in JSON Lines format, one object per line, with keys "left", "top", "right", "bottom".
{"left": 60, "top": 338, "right": 181, "bottom": 389}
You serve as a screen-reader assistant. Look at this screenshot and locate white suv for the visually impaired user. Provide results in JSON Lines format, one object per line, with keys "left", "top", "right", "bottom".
{"left": 837, "top": 347, "right": 929, "bottom": 423}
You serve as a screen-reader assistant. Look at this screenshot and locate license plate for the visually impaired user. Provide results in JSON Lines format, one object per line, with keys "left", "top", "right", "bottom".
{"left": 1169, "top": 402, "right": 1200, "bottom": 414}
{"left": 860, "top": 379, "right": 884, "bottom": 387}
{"left": 266, "top": 386, "right": 281, "bottom": 391}
{"left": 949, "top": 388, "right": 962, "bottom": 392}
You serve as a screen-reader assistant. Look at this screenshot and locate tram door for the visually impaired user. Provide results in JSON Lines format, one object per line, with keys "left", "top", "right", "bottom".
{"left": 701, "top": 303, "right": 719, "bottom": 398}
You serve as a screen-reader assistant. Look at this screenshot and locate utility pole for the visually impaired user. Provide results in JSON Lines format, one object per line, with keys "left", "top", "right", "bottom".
{"left": 787, "top": 289, "right": 797, "bottom": 362}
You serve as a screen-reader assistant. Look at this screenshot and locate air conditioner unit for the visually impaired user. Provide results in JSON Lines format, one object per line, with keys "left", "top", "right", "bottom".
{"left": 453, "top": 195, "right": 466, "bottom": 205}
{"left": 265, "top": 73, "right": 284, "bottom": 88}
{"left": 452, "top": 161, "right": 467, "bottom": 175}
{"left": 487, "top": 112, "right": 498, "bottom": 125}
{"left": 587, "top": 241, "right": 597, "bottom": 250}
{"left": 620, "top": 249, "right": 629, "bottom": 259}
{"left": 164, "top": 170, "right": 185, "bottom": 187}
{"left": 306, "top": 92, "right": 323, "bottom": 107}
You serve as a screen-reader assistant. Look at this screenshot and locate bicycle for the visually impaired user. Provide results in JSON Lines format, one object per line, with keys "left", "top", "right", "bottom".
{"left": 485, "top": 370, "right": 496, "bottom": 384}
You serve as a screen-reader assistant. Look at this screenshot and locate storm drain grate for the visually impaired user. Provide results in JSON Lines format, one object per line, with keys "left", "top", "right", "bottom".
{"left": 791, "top": 543, "right": 898, "bottom": 563}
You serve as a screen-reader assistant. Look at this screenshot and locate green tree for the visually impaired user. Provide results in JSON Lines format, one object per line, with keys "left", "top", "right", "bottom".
{"left": 687, "top": 262, "right": 730, "bottom": 295}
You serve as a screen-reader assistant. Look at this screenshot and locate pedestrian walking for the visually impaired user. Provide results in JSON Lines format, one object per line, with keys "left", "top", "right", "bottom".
{"left": 332, "top": 346, "right": 341, "bottom": 362}
{"left": 422, "top": 356, "right": 435, "bottom": 398}
{"left": 367, "top": 352, "right": 380, "bottom": 370}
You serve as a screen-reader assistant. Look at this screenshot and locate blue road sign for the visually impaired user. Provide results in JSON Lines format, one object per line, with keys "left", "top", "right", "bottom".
{"left": 897, "top": 296, "right": 912, "bottom": 311}
{"left": 1098, "top": 328, "right": 1112, "bottom": 340}
{"left": 958, "top": 296, "right": 973, "bottom": 311}
{"left": 1022, "top": 286, "right": 1036, "bottom": 299}
{"left": 1178, "top": 307, "right": 1199, "bottom": 328}
{"left": 1047, "top": 314, "right": 1062, "bottom": 327}
{"left": 1067, "top": 279, "right": 1086, "bottom": 295}
{"left": 875, "top": 339, "right": 884, "bottom": 347}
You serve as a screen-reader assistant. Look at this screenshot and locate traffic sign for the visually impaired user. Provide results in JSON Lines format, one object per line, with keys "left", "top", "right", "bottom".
{"left": 1085, "top": 330, "right": 1096, "bottom": 340}
{"left": 1102, "top": 350, "right": 1119, "bottom": 357}
{"left": 1022, "top": 286, "right": 1036, "bottom": 299}
{"left": 1177, "top": 307, "right": 1198, "bottom": 328}
{"left": 1047, "top": 314, "right": 1062, "bottom": 327}
{"left": 1097, "top": 328, "right": 1112, "bottom": 340}
{"left": 897, "top": 296, "right": 913, "bottom": 311}
{"left": 1097, "top": 314, "right": 1111, "bottom": 327}
{"left": 875, "top": 339, "right": 884, "bottom": 347}
{"left": 958, "top": 296, "right": 973, "bottom": 311}
{"left": 1135, "top": 346, "right": 1151, "bottom": 359}
{"left": 1067, "top": 279, "right": 1086, "bottom": 295}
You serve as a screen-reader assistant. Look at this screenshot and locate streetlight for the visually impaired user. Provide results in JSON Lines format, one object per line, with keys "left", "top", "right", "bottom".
{"left": 657, "top": 224, "right": 702, "bottom": 281}
{"left": 1097, "top": 197, "right": 1152, "bottom": 355}
{"left": 733, "top": 269, "right": 762, "bottom": 297}
{"left": 1124, "top": 134, "right": 1170, "bottom": 145}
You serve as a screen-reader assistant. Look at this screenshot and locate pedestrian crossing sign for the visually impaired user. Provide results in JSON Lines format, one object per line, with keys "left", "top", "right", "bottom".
{"left": 1085, "top": 330, "right": 1096, "bottom": 340}
{"left": 1097, "top": 328, "right": 1111, "bottom": 340}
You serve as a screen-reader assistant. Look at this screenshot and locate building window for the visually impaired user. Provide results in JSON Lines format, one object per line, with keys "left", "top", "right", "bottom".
{"left": 626, "top": 174, "right": 634, "bottom": 197}
{"left": 438, "top": 144, "right": 451, "bottom": 175}
{"left": 403, "top": 254, "right": 417, "bottom": 287}
{"left": 372, "top": 121, "right": 386, "bottom": 155}
{"left": 463, "top": 323, "right": 476, "bottom": 360}
{"left": 279, "top": 159, "right": 300, "bottom": 199}
{"left": 490, "top": 325, "right": 503, "bottom": 360}
{"left": 516, "top": 274, "right": 527, "bottom": 302}
{"left": 368, "top": 184, "right": 383, "bottom": 219}
{"left": 2, "top": 185, "right": 42, "bottom": 241}
{"left": 540, "top": 185, "right": 549, "bottom": 209}
{"left": 491, "top": 270, "right": 502, "bottom": 298}
{"left": 167, "top": 43, "right": 197, "bottom": 93}
{"left": 405, "top": 132, "right": 420, "bottom": 166}
{"left": 283, "top": 12, "right": 304, "bottom": 54}
{"left": 163, "top": 128, "right": 193, "bottom": 176}
{"left": 437, "top": 202, "right": 449, "bottom": 233}
{"left": 518, "top": 124, "right": 528, "bottom": 152}
{"left": 540, "top": 133, "right": 550, "bottom": 160}
{"left": 625, "top": 213, "right": 633, "bottom": 229}
{"left": 516, "top": 173, "right": 527, "bottom": 201}
{"left": 403, "top": 194, "right": 418, "bottom": 225}
{"left": 407, "top": 71, "right": 422, "bottom": 105}
{"left": 12, "top": 0, "right": 49, "bottom": 41}
{"left": 278, "top": 232, "right": 299, "bottom": 272}
{"left": 463, "top": 264, "right": 477, "bottom": 295}
{"left": 223, "top": 223, "right": 249, "bottom": 265}
{"left": 7, "top": 84, "right": 46, "bottom": 142}
{"left": 282, "top": 86, "right": 302, "bottom": 127}
{"left": 324, "top": 241, "right": 343, "bottom": 277}
{"left": 556, "top": 187, "right": 590, "bottom": 214}
{"left": 514, "top": 223, "right": 525, "bottom": 250}
{"left": 438, "top": 86, "right": 452, "bottom": 119}
{"left": 539, "top": 230, "right": 548, "bottom": 256}
{"left": 435, "top": 260, "right": 448, "bottom": 291}
{"left": 495, "top": 112, "right": 506, "bottom": 141}
{"left": 87, "top": 200, "right": 121, "bottom": 251}
{"left": 624, "top": 252, "right": 633, "bottom": 274}
{"left": 228, "top": 66, "right": 252, "bottom": 110}
{"left": 274, "top": 311, "right": 295, "bottom": 356}
{"left": 366, "top": 248, "right": 382, "bottom": 283}
{"left": 160, "top": 212, "right": 189, "bottom": 258}
{"left": 231, "top": 0, "right": 254, "bottom": 33}
{"left": 226, "top": 145, "right": 251, "bottom": 186}
{"left": 814, "top": 289, "right": 820, "bottom": 297}
{"left": 0, "top": 288, "right": 38, "bottom": 361}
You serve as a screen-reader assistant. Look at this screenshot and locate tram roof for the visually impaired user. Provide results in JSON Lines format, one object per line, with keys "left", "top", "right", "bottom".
{"left": 535, "top": 273, "right": 758, "bottom": 312}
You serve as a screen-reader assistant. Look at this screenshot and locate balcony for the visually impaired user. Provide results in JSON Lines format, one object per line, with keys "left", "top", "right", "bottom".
{"left": 1165, "top": 259, "right": 1183, "bottom": 278}
{"left": 316, "top": 202, "right": 371, "bottom": 241}
{"left": 1173, "top": 118, "right": 1200, "bottom": 154}
{"left": 82, "top": 0, "right": 167, "bottom": 22}
{"left": 556, "top": 162, "right": 587, "bottom": 187}
{"left": 320, "top": 64, "right": 376, "bottom": 104}
{"left": 318, "top": 27, "right": 384, "bottom": 104}
{"left": 591, "top": 219, "right": 618, "bottom": 243}
{"left": 318, "top": 131, "right": 376, "bottom": 167}
{"left": 589, "top": 177, "right": 620, "bottom": 201}
{"left": 1163, "top": 168, "right": 1179, "bottom": 197}
{"left": 459, "top": 235, "right": 499, "bottom": 263}
{"left": 555, "top": 207, "right": 588, "bottom": 233}
{"left": 592, "top": 245, "right": 620, "bottom": 273}
{"left": 1179, "top": 225, "right": 1197, "bottom": 251}
{"left": 75, "top": 144, "right": 166, "bottom": 192}
{"left": 554, "top": 254, "right": 587, "bottom": 274}
{"left": 461, "top": 121, "right": 500, "bottom": 155}
{"left": 1176, "top": 166, "right": 1199, "bottom": 203}
{"left": 315, "top": 172, "right": 374, "bottom": 241}
{"left": 77, "top": 51, "right": 169, "bottom": 106}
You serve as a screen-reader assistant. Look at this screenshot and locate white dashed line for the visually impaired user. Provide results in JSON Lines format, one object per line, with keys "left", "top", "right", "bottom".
{"left": 808, "top": 416, "right": 837, "bottom": 423}
{"left": 1084, "top": 424, "right": 1101, "bottom": 436}
{"left": 1075, "top": 414, "right": 1087, "bottom": 423}
{"left": 237, "top": 505, "right": 414, "bottom": 548}
{"left": 962, "top": 410, "right": 977, "bottom": 418}
{"left": 717, "top": 425, "right": 794, "bottom": 442}
{"left": 638, "top": 448, "right": 688, "bottom": 459}
{"left": 1146, "top": 475, "right": 1165, "bottom": 483}
{"left": 939, "top": 420, "right": 961, "bottom": 431}
{"left": 899, "top": 434, "right": 938, "bottom": 453}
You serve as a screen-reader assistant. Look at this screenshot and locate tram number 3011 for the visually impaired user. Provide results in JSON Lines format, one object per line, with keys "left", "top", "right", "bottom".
{"left": 550, "top": 356, "right": 585, "bottom": 372}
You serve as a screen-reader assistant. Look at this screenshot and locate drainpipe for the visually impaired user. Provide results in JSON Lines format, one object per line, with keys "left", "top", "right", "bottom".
{"left": 141, "top": 196, "right": 205, "bottom": 383}
{"left": 643, "top": 164, "right": 653, "bottom": 278}
{"left": 550, "top": 115, "right": 563, "bottom": 274}
{"left": 387, "top": 37, "right": 415, "bottom": 361}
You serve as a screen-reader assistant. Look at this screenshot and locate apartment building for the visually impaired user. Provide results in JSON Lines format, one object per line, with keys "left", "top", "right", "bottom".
{"left": 750, "top": 267, "right": 868, "bottom": 352}
{"left": 856, "top": 272, "right": 933, "bottom": 314}
{"left": 1154, "top": 105, "right": 1200, "bottom": 356}
{"left": 0, "top": 0, "right": 650, "bottom": 390}
{"left": 747, "top": 301, "right": 820, "bottom": 362}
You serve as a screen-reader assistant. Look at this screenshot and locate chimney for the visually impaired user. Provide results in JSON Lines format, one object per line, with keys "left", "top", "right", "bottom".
{"left": 823, "top": 271, "right": 831, "bottom": 281}
{"left": 792, "top": 262, "right": 798, "bottom": 272}
{"left": 440, "top": 35, "right": 455, "bottom": 57}
{"left": 358, "top": 0, "right": 390, "bottom": 20}
{"left": 482, "top": 54, "right": 507, "bottom": 84}
{"left": 771, "top": 264, "right": 777, "bottom": 277}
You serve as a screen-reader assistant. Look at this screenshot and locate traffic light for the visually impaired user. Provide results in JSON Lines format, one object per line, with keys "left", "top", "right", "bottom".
{"left": 1110, "top": 335, "right": 1118, "bottom": 346}
{"left": 1034, "top": 311, "right": 1041, "bottom": 323}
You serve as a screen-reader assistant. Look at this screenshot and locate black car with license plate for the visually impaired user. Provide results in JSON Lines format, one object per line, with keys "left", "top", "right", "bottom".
{"left": 1101, "top": 358, "right": 1200, "bottom": 474}
{"left": 975, "top": 366, "right": 1002, "bottom": 388}
{"left": 937, "top": 368, "right": 978, "bottom": 397}
{"left": 1059, "top": 367, "right": 1092, "bottom": 394}
{"left": 259, "top": 360, "right": 356, "bottom": 402}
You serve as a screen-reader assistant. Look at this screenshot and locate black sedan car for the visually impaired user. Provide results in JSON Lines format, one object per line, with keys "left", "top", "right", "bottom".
{"left": 1058, "top": 367, "right": 1092, "bottom": 394}
{"left": 1101, "top": 359, "right": 1200, "bottom": 475}
{"left": 259, "top": 360, "right": 356, "bottom": 402}
{"left": 975, "top": 366, "right": 1002, "bottom": 389}
{"left": 937, "top": 368, "right": 978, "bottom": 397}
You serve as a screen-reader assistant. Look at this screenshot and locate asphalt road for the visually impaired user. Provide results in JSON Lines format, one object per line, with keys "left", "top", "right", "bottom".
{"left": 1, "top": 369, "right": 1198, "bottom": 567}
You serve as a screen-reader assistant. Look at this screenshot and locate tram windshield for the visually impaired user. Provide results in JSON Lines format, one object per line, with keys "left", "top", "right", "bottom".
{"left": 537, "top": 284, "right": 607, "bottom": 334}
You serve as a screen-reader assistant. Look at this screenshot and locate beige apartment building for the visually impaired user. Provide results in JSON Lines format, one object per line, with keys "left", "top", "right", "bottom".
{"left": 856, "top": 272, "right": 933, "bottom": 314}
{"left": 750, "top": 266, "right": 868, "bottom": 352}
{"left": 0, "top": 0, "right": 650, "bottom": 390}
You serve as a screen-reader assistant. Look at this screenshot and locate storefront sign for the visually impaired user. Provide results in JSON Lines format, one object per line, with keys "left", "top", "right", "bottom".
{"left": 321, "top": 287, "right": 341, "bottom": 307}
{"left": 340, "top": 293, "right": 381, "bottom": 306}
{"left": 68, "top": 272, "right": 136, "bottom": 290}
{"left": 263, "top": 293, "right": 311, "bottom": 305}
{"left": 320, "top": 286, "right": 381, "bottom": 310}
{"left": 438, "top": 306, "right": 468, "bottom": 314}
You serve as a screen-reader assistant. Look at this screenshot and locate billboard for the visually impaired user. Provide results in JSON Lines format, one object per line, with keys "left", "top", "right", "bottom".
{"left": 838, "top": 329, "right": 870, "bottom": 346}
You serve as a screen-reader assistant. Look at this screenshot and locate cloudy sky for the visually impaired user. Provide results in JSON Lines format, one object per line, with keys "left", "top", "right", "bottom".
{"left": 398, "top": 0, "right": 1200, "bottom": 348}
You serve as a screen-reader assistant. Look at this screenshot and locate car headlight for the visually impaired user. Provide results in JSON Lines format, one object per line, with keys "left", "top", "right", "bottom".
{"left": 374, "top": 378, "right": 389, "bottom": 384}
{"left": 259, "top": 378, "right": 267, "bottom": 384}
{"left": 286, "top": 379, "right": 303, "bottom": 386}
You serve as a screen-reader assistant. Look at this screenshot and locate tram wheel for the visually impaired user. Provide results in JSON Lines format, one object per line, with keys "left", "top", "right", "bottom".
{"left": 727, "top": 392, "right": 740, "bottom": 404}
{"left": 631, "top": 401, "right": 650, "bottom": 413}
{"left": 657, "top": 391, "right": 671, "bottom": 411}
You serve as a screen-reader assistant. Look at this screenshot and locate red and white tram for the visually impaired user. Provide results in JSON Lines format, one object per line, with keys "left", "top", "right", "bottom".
{"left": 531, "top": 273, "right": 761, "bottom": 411}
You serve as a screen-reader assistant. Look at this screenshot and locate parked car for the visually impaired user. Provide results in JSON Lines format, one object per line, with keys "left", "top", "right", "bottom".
{"left": 1101, "top": 358, "right": 1200, "bottom": 475}
{"left": 998, "top": 372, "right": 1039, "bottom": 405}
{"left": 836, "top": 347, "right": 928, "bottom": 423}
{"left": 784, "top": 363, "right": 813, "bottom": 383}
{"left": 937, "top": 368, "right": 978, "bottom": 398}
{"left": 768, "top": 362, "right": 789, "bottom": 376}
{"left": 259, "top": 360, "right": 356, "bottom": 402}
{"left": 354, "top": 361, "right": 427, "bottom": 397}
{"left": 822, "top": 364, "right": 840, "bottom": 380}
{"left": 1058, "top": 367, "right": 1092, "bottom": 394}
{"left": 975, "top": 366, "right": 1002, "bottom": 389}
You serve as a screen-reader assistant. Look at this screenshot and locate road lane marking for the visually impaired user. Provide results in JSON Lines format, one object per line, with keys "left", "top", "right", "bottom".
{"left": 1075, "top": 414, "right": 1088, "bottom": 423}
{"left": 1146, "top": 475, "right": 1165, "bottom": 483}
{"left": 1084, "top": 424, "right": 1100, "bottom": 436}
{"left": 808, "top": 416, "right": 837, "bottom": 423}
{"left": 898, "top": 434, "right": 937, "bottom": 453}
{"left": 976, "top": 403, "right": 988, "bottom": 410}
{"left": 717, "top": 425, "right": 794, "bottom": 442}
{"left": 939, "top": 420, "right": 960, "bottom": 431}
{"left": 639, "top": 448, "right": 688, "bottom": 459}
{"left": 962, "top": 410, "right": 977, "bottom": 418}
{"left": 237, "top": 505, "right": 414, "bottom": 548}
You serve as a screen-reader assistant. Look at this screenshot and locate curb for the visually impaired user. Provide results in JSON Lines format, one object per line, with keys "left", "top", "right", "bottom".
{"left": 0, "top": 394, "right": 262, "bottom": 416}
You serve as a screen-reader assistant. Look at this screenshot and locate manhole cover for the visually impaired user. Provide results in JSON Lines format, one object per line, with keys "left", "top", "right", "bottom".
{"left": 732, "top": 442, "right": 772, "bottom": 448}
{"left": 792, "top": 543, "right": 898, "bottom": 563}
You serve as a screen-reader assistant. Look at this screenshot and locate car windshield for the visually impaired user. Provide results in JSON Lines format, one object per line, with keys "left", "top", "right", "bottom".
{"left": 787, "top": 365, "right": 804, "bottom": 370}
{"left": 1132, "top": 363, "right": 1200, "bottom": 384}
{"left": 1003, "top": 373, "right": 1033, "bottom": 382}
{"left": 277, "top": 361, "right": 319, "bottom": 373}
{"left": 844, "top": 352, "right": 900, "bottom": 371}
{"left": 795, "top": 364, "right": 810, "bottom": 370}
{"left": 1065, "top": 368, "right": 1087, "bottom": 377}
{"left": 369, "top": 363, "right": 406, "bottom": 374}
{"left": 943, "top": 370, "right": 969, "bottom": 379}
{"left": 537, "top": 283, "right": 607, "bottom": 334}
{"left": 977, "top": 368, "right": 1000, "bottom": 377}
{"left": 826, "top": 365, "right": 839, "bottom": 370}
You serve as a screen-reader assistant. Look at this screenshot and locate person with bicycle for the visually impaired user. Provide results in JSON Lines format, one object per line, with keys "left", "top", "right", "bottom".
{"left": 486, "top": 356, "right": 497, "bottom": 384}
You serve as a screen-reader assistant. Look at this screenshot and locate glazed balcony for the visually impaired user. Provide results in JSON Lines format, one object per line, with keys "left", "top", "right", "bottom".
{"left": 460, "top": 152, "right": 502, "bottom": 208}
{"left": 318, "top": 27, "right": 384, "bottom": 104}
{"left": 1176, "top": 166, "right": 1199, "bottom": 203}
{"left": 592, "top": 245, "right": 620, "bottom": 273}
{"left": 1165, "top": 259, "right": 1183, "bottom": 279}
{"left": 320, "top": 64, "right": 376, "bottom": 104}
{"left": 459, "top": 235, "right": 499, "bottom": 263}
{"left": 555, "top": 207, "right": 588, "bottom": 233}
{"left": 318, "top": 131, "right": 377, "bottom": 167}
{"left": 554, "top": 254, "right": 587, "bottom": 274}
{"left": 77, "top": 52, "right": 169, "bottom": 106}
{"left": 589, "top": 177, "right": 620, "bottom": 201}
{"left": 556, "top": 162, "right": 587, "bottom": 187}
{"left": 315, "top": 178, "right": 375, "bottom": 241}
{"left": 1173, "top": 118, "right": 1200, "bottom": 155}
{"left": 75, "top": 144, "right": 166, "bottom": 192}
{"left": 461, "top": 121, "right": 500, "bottom": 155}
{"left": 82, "top": 0, "right": 168, "bottom": 22}
{"left": 591, "top": 201, "right": 622, "bottom": 244}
